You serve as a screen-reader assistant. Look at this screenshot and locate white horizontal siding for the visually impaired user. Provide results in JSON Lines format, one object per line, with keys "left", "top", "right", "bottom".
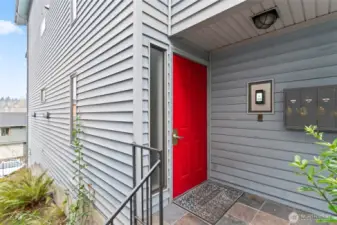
{"left": 210, "top": 19, "right": 337, "bottom": 215}
{"left": 171, "top": 0, "right": 246, "bottom": 35}
{"left": 28, "top": 0, "right": 135, "bottom": 223}
{"left": 142, "top": 0, "right": 171, "bottom": 211}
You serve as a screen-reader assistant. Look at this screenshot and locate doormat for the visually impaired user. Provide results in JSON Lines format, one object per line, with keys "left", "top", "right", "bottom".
{"left": 173, "top": 181, "right": 243, "bottom": 224}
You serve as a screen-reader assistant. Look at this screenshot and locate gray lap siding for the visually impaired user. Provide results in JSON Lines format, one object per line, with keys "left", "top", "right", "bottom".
{"left": 210, "top": 19, "right": 337, "bottom": 215}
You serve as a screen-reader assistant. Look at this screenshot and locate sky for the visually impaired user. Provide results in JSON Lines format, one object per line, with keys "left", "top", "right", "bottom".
{"left": 0, "top": 1, "right": 26, "bottom": 99}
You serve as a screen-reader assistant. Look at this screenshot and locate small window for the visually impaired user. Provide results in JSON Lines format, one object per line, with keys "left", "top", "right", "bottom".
{"left": 71, "top": 75, "right": 77, "bottom": 138}
{"left": 41, "top": 89, "right": 46, "bottom": 103}
{"left": 149, "top": 45, "right": 167, "bottom": 191}
{"left": 40, "top": 18, "right": 45, "bottom": 36}
{"left": 1, "top": 128, "right": 9, "bottom": 136}
{"left": 71, "top": 0, "right": 77, "bottom": 23}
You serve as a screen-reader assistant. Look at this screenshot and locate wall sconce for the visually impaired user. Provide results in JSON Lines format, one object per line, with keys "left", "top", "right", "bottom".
{"left": 43, "top": 112, "right": 51, "bottom": 119}
{"left": 32, "top": 112, "right": 36, "bottom": 118}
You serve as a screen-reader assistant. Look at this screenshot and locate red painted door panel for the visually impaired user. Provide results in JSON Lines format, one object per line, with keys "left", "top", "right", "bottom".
{"left": 173, "top": 54, "right": 207, "bottom": 198}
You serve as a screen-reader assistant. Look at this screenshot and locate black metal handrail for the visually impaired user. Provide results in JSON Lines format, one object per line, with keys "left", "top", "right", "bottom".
{"left": 105, "top": 143, "right": 164, "bottom": 225}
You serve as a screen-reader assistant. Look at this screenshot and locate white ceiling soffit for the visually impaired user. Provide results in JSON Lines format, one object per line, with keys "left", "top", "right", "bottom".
{"left": 171, "top": 0, "right": 250, "bottom": 35}
{"left": 177, "top": 0, "right": 337, "bottom": 51}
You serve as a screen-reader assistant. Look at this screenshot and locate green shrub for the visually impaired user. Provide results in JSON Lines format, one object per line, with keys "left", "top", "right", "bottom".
{"left": 290, "top": 125, "right": 337, "bottom": 223}
{"left": 0, "top": 169, "right": 65, "bottom": 224}
{"left": 0, "top": 169, "right": 53, "bottom": 215}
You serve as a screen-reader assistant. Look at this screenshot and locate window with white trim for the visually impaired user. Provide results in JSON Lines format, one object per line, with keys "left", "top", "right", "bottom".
{"left": 40, "top": 18, "right": 45, "bottom": 36}
{"left": 71, "top": 0, "right": 77, "bottom": 23}
{"left": 41, "top": 89, "right": 46, "bottom": 103}
{"left": 149, "top": 45, "right": 167, "bottom": 191}
{"left": 70, "top": 75, "right": 77, "bottom": 139}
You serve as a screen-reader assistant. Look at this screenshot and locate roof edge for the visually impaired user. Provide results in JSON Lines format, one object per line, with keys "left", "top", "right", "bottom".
{"left": 15, "top": 0, "right": 32, "bottom": 25}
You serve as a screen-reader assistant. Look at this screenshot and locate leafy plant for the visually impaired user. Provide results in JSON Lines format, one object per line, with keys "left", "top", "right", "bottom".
{"left": 0, "top": 169, "right": 53, "bottom": 217}
{"left": 290, "top": 125, "right": 337, "bottom": 223}
{"left": 65, "top": 116, "right": 94, "bottom": 225}
{"left": 0, "top": 117, "right": 93, "bottom": 225}
{"left": 0, "top": 168, "right": 65, "bottom": 225}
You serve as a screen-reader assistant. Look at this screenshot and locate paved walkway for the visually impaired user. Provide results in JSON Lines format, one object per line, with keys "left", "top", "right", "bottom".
{"left": 155, "top": 193, "right": 332, "bottom": 225}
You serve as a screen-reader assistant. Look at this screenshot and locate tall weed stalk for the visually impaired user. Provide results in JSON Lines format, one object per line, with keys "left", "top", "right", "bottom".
{"left": 65, "top": 116, "right": 94, "bottom": 225}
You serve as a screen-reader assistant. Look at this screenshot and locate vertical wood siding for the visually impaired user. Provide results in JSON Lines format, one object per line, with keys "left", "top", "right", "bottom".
{"left": 28, "top": 0, "right": 134, "bottom": 223}
{"left": 210, "top": 20, "right": 337, "bottom": 215}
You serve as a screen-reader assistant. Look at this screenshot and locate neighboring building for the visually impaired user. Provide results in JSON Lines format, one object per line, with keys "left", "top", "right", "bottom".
{"left": 0, "top": 112, "right": 27, "bottom": 159}
{"left": 15, "top": 0, "right": 337, "bottom": 223}
{"left": 0, "top": 97, "right": 27, "bottom": 112}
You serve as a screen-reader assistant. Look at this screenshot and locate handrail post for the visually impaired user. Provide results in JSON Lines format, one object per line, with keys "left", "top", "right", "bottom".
{"left": 104, "top": 143, "right": 163, "bottom": 225}
{"left": 132, "top": 144, "right": 137, "bottom": 225}
{"left": 104, "top": 160, "right": 161, "bottom": 225}
{"left": 158, "top": 151, "right": 164, "bottom": 225}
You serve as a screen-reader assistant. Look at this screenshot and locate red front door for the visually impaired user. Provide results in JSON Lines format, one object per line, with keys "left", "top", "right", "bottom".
{"left": 173, "top": 54, "right": 207, "bottom": 198}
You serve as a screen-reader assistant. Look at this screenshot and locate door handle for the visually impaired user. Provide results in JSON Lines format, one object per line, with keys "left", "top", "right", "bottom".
{"left": 173, "top": 133, "right": 184, "bottom": 139}
{"left": 173, "top": 129, "right": 183, "bottom": 146}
